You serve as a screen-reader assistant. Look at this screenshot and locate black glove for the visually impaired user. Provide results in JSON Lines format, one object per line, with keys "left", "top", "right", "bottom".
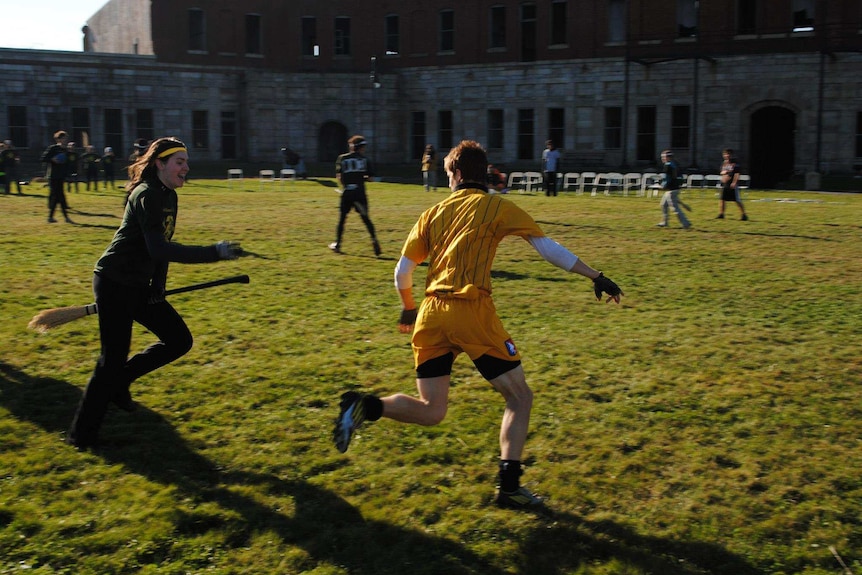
{"left": 593, "top": 272, "right": 623, "bottom": 302}
{"left": 148, "top": 285, "right": 166, "bottom": 305}
{"left": 399, "top": 308, "right": 418, "bottom": 326}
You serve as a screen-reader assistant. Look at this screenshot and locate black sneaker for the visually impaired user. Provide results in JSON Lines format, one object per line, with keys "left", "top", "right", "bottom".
{"left": 741, "top": 214, "right": 749, "bottom": 221}
{"left": 495, "top": 486, "right": 545, "bottom": 509}
{"left": 715, "top": 213, "right": 724, "bottom": 219}
{"left": 372, "top": 239, "right": 382, "bottom": 257}
{"left": 333, "top": 391, "right": 366, "bottom": 453}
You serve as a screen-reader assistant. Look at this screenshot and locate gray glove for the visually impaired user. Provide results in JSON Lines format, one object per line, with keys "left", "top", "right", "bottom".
{"left": 216, "top": 240, "right": 242, "bottom": 260}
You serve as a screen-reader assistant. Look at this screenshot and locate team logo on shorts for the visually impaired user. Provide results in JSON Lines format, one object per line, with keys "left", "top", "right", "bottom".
{"left": 504, "top": 338, "right": 518, "bottom": 356}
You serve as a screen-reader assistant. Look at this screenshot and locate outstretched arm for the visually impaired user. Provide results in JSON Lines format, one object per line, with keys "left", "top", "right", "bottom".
{"left": 527, "top": 235, "right": 623, "bottom": 303}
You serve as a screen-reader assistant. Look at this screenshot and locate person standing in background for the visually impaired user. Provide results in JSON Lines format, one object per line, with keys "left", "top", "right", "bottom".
{"left": 330, "top": 135, "right": 381, "bottom": 257}
{"left": 102, "top": 146, "right": 116, "bottom": 190}
{"left": 717, "top": 148, "right": 748, "bottom": 221}
{"left": 40, "top": 130, "right": 72, "bottom": 223}
{"left": 81, "top": 145, "right": 101, "bottom": 191}
{"left": 66, "top": 141, "right": 81, "bottom": 193}
{"left": 541, "top": 140, "right": 562, "bottom": 197}
{"left": 421, "top": 144, "right": 438, "bottom": 192}
{"left": 2, "top": 140, "right": 22, "bottom": 194}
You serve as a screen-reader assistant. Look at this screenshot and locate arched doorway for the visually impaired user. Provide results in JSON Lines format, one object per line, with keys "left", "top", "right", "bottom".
{"left": 749, "top": 106, "right": 796, "bottom": 188}
{"left": 318, "top": 121, "right": 348, "bottom": 163}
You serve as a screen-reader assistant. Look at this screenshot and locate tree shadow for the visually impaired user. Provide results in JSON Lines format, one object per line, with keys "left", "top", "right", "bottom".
{"left": 0, "top": 361, "right": 762, "bottom": 574}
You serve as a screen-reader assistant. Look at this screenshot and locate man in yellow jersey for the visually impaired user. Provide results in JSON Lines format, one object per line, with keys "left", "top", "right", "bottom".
{"left": 333, "top": 140, "right": 622, "bottom": 509}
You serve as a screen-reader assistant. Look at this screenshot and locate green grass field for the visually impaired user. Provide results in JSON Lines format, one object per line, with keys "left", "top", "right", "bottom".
{"left": 1, "top": 179, "right": 859, "bottom": 575}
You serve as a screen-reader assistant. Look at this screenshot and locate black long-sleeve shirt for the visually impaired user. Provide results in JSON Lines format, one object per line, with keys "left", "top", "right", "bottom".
{"left": 95, "top": 178, "right": 219, "bottom": 288}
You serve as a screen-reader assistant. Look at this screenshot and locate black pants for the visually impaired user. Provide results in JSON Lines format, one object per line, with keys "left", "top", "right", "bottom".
{"left": 335, "top": 188, "right": 376, "bottom": 246}
{"left": 48, "top": 179, "right": 69, "bottom": 219}
{"left": 544, "top": 171, "right": 558, "bottom": 196}
{"left": 86, "top": 166, "right": 99, "bottom": 190}
{"left": 68, "top": 274, "right": 193, "bottom": 445}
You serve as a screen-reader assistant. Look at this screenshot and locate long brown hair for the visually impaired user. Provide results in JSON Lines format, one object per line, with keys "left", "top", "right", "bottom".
{"left": 125, "top": 137, "right": 187, "bottom": 191}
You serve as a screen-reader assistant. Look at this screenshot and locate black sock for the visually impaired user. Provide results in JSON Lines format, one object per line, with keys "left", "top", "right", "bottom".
{"left": 362, "top": 395, "right": 383, "bottom": 421}
{"left": 498, "top": 460, "right": 522, "bottom": 492}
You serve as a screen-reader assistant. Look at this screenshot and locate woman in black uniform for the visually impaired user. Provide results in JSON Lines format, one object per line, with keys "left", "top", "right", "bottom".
{"left": 67, "top": 137, "right": 242, "bottom": 449}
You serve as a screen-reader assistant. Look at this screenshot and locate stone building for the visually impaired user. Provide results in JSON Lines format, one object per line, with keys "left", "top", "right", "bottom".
{"left": 2, "top": 0, "right": 860, "bottom": 187}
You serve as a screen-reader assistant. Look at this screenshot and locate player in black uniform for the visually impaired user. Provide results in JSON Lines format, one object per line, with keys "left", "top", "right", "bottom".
{"left": 65, "top": 141, "right": 80, "bottom": 193}
{"left": 40, "top": 130, "right": 72, "bottom": 223}
{"left": 330, "top": 135, "right": 381, "bottom": 256}
{"left": 1, "top": 140, "right": 22, "bottom": 194}
{"left": 66, "top": 137, "right": 243, "bottom": 450}
{"left": 101, "top": 146, "right": 116, "bottom": 190}
{"left": 81, "top": 145, "right": 101, "bottom": 191}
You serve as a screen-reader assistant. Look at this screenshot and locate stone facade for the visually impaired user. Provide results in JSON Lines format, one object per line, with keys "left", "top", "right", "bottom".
{"left": 1, "top": 0, "right": 860, "bottom": 187}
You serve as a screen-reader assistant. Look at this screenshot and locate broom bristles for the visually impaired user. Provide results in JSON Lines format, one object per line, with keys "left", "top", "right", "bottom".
{"left": 28, "top": 303, "right": 98, "bottom": 333}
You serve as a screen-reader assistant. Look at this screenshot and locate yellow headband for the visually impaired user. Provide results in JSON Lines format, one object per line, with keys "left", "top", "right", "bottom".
{"left": 157, "top": 146, "right": 187, "bottom": 159}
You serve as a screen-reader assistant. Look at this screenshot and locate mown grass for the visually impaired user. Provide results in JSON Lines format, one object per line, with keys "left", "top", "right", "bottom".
{"left": 1, "top": 179, "right": 860, "bottom": 575}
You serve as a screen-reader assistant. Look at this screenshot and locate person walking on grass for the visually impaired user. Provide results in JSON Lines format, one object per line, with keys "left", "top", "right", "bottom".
{"left": 332, "top": 140, "right": 623, "bottom": 509}
{"left": 329, "top": 135, "right": 381, "bottom": 256}
{"left": 656, "top": 149, "right": 692, "bottom": 229}
{"left": 40, "top": 130, "right": 73, "bottom": 223}
{"left": 66, "top": 137, "right": 243, "bottom": 450}
{"left": 717, "top": 148, "right": 748, "bottom": 221}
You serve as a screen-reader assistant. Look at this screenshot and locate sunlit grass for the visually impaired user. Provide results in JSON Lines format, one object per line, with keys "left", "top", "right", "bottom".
{"left": 1, "top": 181, "right": 859, "bottom": 574}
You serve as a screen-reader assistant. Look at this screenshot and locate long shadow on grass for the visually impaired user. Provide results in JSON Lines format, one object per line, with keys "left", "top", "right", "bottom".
{"left": 0, "top": 361, "right": 761, "bottom": 574}
{"left": 0, "top": 362, "right": 504, "bottom": 574}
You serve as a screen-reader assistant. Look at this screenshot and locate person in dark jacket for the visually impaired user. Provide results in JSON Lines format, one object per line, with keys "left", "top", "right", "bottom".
{"left": 40, "top": 130, "right": 72, "bottom": 223}
{"left": 66, "top": 137, "right": 243, "bottom": 450}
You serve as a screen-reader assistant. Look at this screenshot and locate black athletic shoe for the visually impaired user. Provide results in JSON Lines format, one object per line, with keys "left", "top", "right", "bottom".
{"left": 372, "top": 239, "right": 382, "bottom": 257}
{"left": 715, "top": 213, "right": 724, "bottom": 219}
{"left": 741, "top": 214, "right": 749, "bottom": 221}
{"left": 333, "top": 391, "right": 366, "bottom": 453}
{"left": 495, "top": 486, "right": 545, "bottom": 509}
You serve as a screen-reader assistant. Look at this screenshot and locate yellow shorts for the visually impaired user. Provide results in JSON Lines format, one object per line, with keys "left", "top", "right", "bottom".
{"left": 411, "top": 294, "right": 521, "bottom": 368}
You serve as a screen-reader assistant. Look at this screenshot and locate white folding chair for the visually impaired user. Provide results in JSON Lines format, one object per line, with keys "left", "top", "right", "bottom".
{"left": 524, "top": 171, "right": 544, "bottom": 192}
{"left": 604, "top": 172, "right": 624, "bottom": 196}
{"left": 640, "top": 172, "right": 658, "bottom": 197}
{"left": 562, "top": 172, "right": 580, "bottom": 193}
{"left": 685, "top": 174, "right": 704, "bottom": 197}
{"left": 623, "top": 173, "right": 642, "bottom": 197}
{"left": 507, "top": 172, "right": 526, "bottom": 192}
{"left": 280, "top": 168, "right": 296, "bottom": 190}
{"left": 258, "top": 169, "right": 275, "bottom": 191}
{"left": 590, "top": 173, "right": 610, "bottom": 196}
{"left": 579, "top": 171, "right": 597, "bottom": 195}
{"left": 227, "top": 168, "right": 243, "bottom": 187}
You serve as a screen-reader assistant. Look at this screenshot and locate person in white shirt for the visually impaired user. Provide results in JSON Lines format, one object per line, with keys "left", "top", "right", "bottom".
{"left": 541, "top": 140, "right": 562, "bottom": 196}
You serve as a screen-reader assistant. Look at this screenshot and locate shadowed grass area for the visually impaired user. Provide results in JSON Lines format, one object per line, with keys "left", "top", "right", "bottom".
{"left": 1, "top": 181, "right": 859, "bottom": 574}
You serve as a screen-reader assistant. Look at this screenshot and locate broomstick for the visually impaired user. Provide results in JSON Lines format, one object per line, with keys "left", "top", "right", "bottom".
{"left": 28, "top": 275, "right": 249, "bottom": 333}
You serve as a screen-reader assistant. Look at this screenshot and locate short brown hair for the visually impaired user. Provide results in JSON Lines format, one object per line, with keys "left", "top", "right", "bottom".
{"left": 348, "top": 135, "right": 367, "bottom": 147}
{"left": 444, "top": 140, "right": 488, "bottom": 184}
{"left": 54, "top": 130, "right": 68, "bottom": 140}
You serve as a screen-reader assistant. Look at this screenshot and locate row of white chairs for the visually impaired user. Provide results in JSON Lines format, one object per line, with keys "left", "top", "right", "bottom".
{"left": 508, "top": 170, "right": 750, "bottom": 197}
{"left": 227, "top": 168, "right": 297, "bottom": 191}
